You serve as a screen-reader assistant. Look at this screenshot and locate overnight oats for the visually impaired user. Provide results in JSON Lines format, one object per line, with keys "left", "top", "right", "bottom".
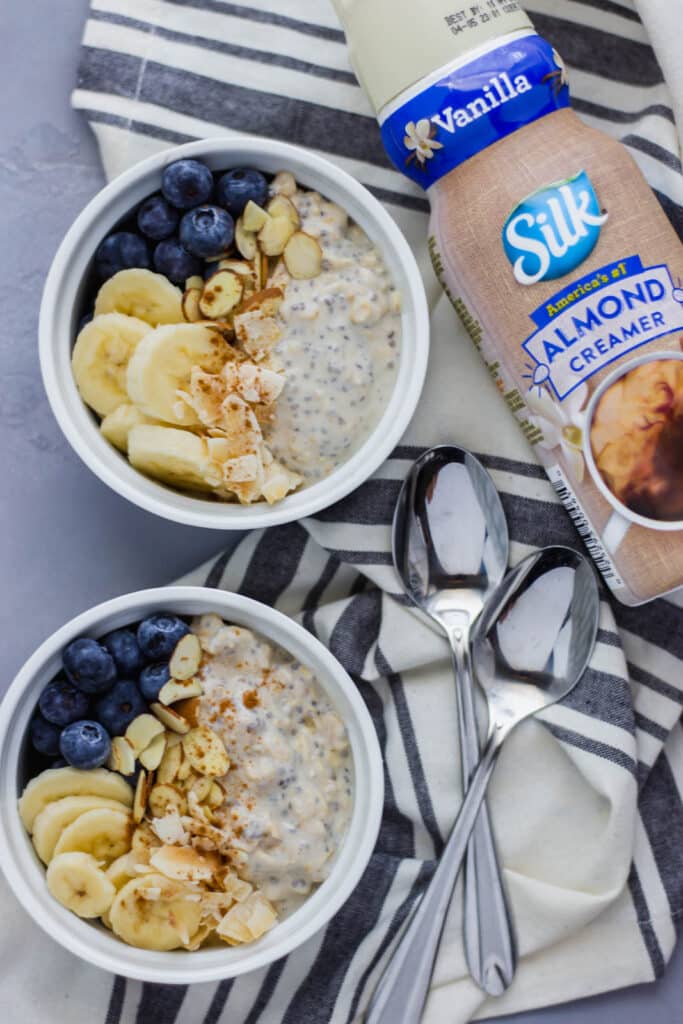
{"left": 70, "top": 159, "right": 401, "bottom": 504}
{"left": 18, "top": 610, "right": 353, "bottom": 950}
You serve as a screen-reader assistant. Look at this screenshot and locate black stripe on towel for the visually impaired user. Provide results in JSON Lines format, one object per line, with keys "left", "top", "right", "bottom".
{"left": 134, "top": 984, "right": 187, "bottom": 1024}
{"left": 160, "top": 0, "right": 346, "bottom": 43}
{"left": 531, "top": 13, "right": 663, "bottom": 86}
{"left": 562, "top": 667, "right": 635, "bottom": 735}
{"left": 544, "top": 722, "right": 638, "bottom": 776}
{"left": 202, "top": 979, "right": 234, "bottom": 1024}
{"left": 344, "top": 861, "right": 433, "bottom": 1024}
{"left": 376, "top": 644, "right": 444, "bottom": 857}
{"left": 556, "top": 0, "right": 642, "bottom": 22}
{"left": 105, "top": 976, "right": 126, "bottom": 1024}
{"left": 239, "top": 522, "right": 309, "bottom": 605}
{"left": 244, "top": 960, "right": 288, "bottom": 1024}
{"left": 77, "top": 48, "right": 390, "bottom": 168}
{"left": 628, "top": 866, "right": 667, "bottom": 978}
{"left": 638, "top": 753, "right": 683, "bottom": 920}
{"left": 89, "top": 9, "right": 358, "bottom": 85}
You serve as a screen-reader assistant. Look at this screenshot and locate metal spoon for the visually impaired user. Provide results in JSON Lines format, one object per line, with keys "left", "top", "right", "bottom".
{"left": 392, "top": 444, "right": 514, "bottom": 994}
{"left": 367, "top": 546, "right": 600, "bottom": 1024}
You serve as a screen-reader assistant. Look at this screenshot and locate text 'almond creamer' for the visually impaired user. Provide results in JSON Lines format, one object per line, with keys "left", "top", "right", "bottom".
{"left": 334, "top": 0, "right": 683, "bottom": 605}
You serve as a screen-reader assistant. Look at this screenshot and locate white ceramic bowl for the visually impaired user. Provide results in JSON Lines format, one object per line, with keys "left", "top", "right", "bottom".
{"left": 39, "top": 136, "right": 429, "bottom": 529}
{"left": 0, "top": 587, "right": 383, "bottom": 983}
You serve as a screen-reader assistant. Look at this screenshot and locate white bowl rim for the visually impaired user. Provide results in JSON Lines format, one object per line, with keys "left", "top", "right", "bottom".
{"left": 0, "top": 586, "right": 383, "bottom": 983}
{"left": 39, "top": 135, "right": 429, "bottom": 529}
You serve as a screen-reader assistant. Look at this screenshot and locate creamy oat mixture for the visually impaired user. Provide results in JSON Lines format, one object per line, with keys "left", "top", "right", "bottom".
{"left": 192, "top": 614, "right": 353, "bottom": 917}
{"left": 266, "top": 190, "right": 402, "bottom": 482}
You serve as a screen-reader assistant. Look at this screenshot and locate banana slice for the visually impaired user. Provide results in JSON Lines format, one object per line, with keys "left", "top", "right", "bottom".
{"left": 94, "top": 269, "right": 183, "bottom": 325}
{"left": 128, "top": 425, "right": 214, "bottom": 493}
{"left": 109, "top": 873, "right": 203, "bottom": 951}
{"left": 100, "top": 403, "right": 158, "bottom": 453}
{"left": 72, "top": 313, "right": 150, "bottom": 417}
{"left": 19, "top": 767, "right": 134, "bottom": 832}
{"left": 126, "top": 323, "right": 231, "bottom": 425}
{"left": 53, "top": 807, "right": 133, "bottom": 864}
{"left": 47, "top": 851, "right": 116, "bottom": 918}
{"left": 32, "top": 795, "right": 131, "bottom": 865}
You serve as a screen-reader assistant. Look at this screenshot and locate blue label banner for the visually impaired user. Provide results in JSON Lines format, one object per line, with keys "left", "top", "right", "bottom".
{"left": 380, "top": 34, "right": 570, "bottom": 188}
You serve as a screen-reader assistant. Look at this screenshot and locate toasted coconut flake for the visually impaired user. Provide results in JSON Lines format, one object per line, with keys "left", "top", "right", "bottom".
{"left": 270, "top": 171, "right": 297, "bottom": 197}
{"left": 233, "top": 311, "right": 281, "bottom": 361}
{"left": 216, "top": 892, "right": 277, "bottom": 944}
{"left": 261, "top": 459, "right": 303, "bottom": 504}
{"left": 150, "top": 809, "right": 187, "bottom": 846}
{"left": 222, "top": 362, "right": 285, "bottom": 406}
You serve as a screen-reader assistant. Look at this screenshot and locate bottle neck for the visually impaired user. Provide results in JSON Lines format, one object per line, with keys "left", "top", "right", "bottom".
{"left": 379, "top": 29, "right": 537, "bottom": 124}
{"left": 378, "top": 33, "right": 571, "bottom": 190}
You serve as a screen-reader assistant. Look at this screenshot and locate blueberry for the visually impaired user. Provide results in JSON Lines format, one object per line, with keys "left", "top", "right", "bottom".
{"left": 95, "top": 679, "right": 147, "bottom": 735}
{"left": 39, "top": 677, "right": 90, "bottom": 727}
{"left": 204, "top": 260, "right": 220, "bottom": 280}
{"left": 137, "top": 194, "right": 180, "bottom": 241}
{"left": 137, "top": 614, "right": 189, "bottom": 660}
{"left": 139, "top": 662, "right": 171, "bottom": 702}
{"left": 95, "top": 232, "right": 150, "bottom": 280}
{"left": 161, "top": 158, "right": 214, "bottom": 210}
{"left": 153, "top": 238, "right": 202, "bottom": 286}
{"left": 60, "top": 720, "right": 111, "bottom": 770}
{"left": 63, "top": 638, "right": 117, "bottom": 695}
{"left": 216, "top": 168, "right": 268, "bottom": 217}
{"left": 179, "top": 205, "right": 234, "bottom": 259}
{"left": 102, "top": 628, "right": 145, "bottom": 676}
{"left": 30, "top": 716, "right": 61, "bottom": 757}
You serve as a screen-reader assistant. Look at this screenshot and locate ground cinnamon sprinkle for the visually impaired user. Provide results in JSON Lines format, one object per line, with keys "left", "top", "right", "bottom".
{"left": 243, "top": 689, "right": 260, "bottom": 709}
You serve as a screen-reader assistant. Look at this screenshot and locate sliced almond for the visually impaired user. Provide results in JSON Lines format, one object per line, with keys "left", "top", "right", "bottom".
{"left": 206, "top": 782, "right": 224, "bottom": 809}
{"left": 199, "top": 270, "right": 243, "bottom": 319}
{"left": 126, "top": 713, "right": 166, "bottom": 756}
{"left": 185, "top": 275, "right": 204, "bottom": 291}
{"left": 266, "top": 194, "right": 300, "bottom": 227}
{"left": 283, "top": 231, "right": 323, "bottom": 279}
{"left": 257, "top": 215, "right": 296, "bottom": 257}
{"left": 174, "top": 695, "right": 202, "bottom": 729}
{"left": 189, "top": 775, "right": 213, "bottom": 803}
{"left": 108, "top": 736, "right": 136, "bottom": 776}
{"left": 156, "top": 740, "right": 184, "bottom": 784}
{"left": 148, "top": 783, "right": 188, "bottom": 818}
{"left": 139, "top": 732, "right": 167, "bottom": 771}
{"left": 133, "top": 769, "right": 151, "bottom": 824}
{"left": 176, "top": 754, "right": 193, "bottom": 782}
{"left": 149, "top": 844, "right": 214, "bottom": 883}
{"left": 259, "top": 252, "right": 269, "bottom": 290}
{"left": 270, "top": 170, "right": 297, "bottom": 197}
{"left": 151, "top": 702, "right": 192, "bottom": 735}
{"left": 131, "top": 820, "right": 162, "bottom": 852}
{"left": 182, "top": 726, "right": 230, "bottom": 777}
{"left": 240, "top": 286, "right": 284, "bottom": 318}
{"left": 159, "top": 677, "right": 203, "bottom": 706}
{"left": 169, "top": 633, "right": 202, "bottom": 681}
{"left": 242, "top": 200, "right": 270, "bottom": 232}
{"left": 235, "top": 217, "right": 257, "bottom": 260}
{"left": 182, "top": 287, "right": 202, "bottom": 322}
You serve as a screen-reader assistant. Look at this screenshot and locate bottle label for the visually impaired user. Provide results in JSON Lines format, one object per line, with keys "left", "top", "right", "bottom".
{"left": 380, "top": 34, "right": 569, "bottom": 188}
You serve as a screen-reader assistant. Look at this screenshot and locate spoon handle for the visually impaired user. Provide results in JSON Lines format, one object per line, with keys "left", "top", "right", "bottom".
{"left": 450, "top": 635, "right": 516, "bottom": 995}
{"left": 366, "top": 730, "right": 504, "bottom": 1024}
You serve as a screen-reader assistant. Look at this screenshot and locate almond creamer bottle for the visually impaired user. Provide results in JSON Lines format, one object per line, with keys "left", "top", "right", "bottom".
{"left": 334, "top": 0, "right": 683, "bottom": 605}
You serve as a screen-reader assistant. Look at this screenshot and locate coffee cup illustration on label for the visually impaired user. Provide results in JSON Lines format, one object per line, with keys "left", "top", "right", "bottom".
{"left": 582, "top": 351, "right": 683, "bottom": 553}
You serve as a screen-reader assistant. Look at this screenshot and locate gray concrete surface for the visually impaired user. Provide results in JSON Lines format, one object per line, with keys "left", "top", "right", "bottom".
{"left": 0, "top": 1, "right": 681, "bottom": 1020}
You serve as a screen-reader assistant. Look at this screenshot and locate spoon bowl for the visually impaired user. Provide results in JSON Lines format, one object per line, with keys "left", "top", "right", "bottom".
{"left": 472, "top": 546, "right": 600, "bottom": 734}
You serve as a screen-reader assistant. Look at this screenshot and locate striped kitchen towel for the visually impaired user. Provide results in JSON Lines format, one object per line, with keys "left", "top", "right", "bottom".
{"left": 3, "top": 2, "right": 682, "bottom": 1023}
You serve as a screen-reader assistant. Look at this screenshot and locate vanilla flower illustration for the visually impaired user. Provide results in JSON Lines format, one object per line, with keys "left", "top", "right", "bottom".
{"left": 543, "top": 48, "right": 569, "bottom": 97}
{"left": 403, "top": 119, "right": 443, "bottom": 166}
{"left": 527, "top": 382, "right": 588, "bottom": 482}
